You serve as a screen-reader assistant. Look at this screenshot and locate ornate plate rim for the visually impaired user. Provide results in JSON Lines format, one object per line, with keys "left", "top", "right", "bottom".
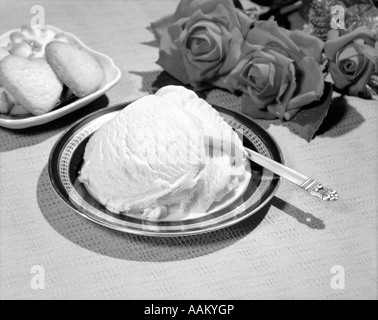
{"left": 48, "top": 102, "right": 283, "bottom": 237}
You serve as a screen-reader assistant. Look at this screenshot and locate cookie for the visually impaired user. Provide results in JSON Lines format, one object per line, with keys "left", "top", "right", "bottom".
{"left": 0, "top": 87, "right": 31, "bottom": 116}
{"left": 0, "top": 87, "right": 12, "bottom": 113}
{"left": 46, "top": 41, "right": 104, "bottom": 98}
{"left": 8, "top": 25, "right": 71, "bottom": 60}
{"left": 0, "top": 55, "right": 63, "bottom": 115}
{"left": 0, "top": 48, "right": 10, "bottom": 61}
{"left": 10, "top": 104, "right": 32, "bottom": 116}
{"left": 9, "top": 42, "right": 33, "bottom": 58}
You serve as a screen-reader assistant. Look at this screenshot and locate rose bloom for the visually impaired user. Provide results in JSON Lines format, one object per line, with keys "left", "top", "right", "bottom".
{"left": 324, "top": 27, "right": 378, "bottom": 96}
{"left": 229, "top": 20, "right": 325, "bottom": 120}
{"left": 156, "top": 0, "right": 254, "bottom": 90}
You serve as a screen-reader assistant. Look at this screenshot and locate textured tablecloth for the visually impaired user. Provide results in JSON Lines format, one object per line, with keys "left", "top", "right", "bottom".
{"left": 0, "top": 0, "right": 377, "bottom": 300}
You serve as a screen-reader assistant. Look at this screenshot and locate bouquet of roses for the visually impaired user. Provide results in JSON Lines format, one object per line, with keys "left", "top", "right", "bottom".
{"left": 151, "top": 0, "right": 378, "bottom": 141}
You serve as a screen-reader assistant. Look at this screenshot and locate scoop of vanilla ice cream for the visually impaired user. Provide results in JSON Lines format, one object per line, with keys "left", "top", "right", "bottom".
{"left": 80, "top": 86, "right": 247, "bottom": 219}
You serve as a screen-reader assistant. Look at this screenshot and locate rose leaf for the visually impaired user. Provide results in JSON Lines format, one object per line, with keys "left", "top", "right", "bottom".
{"left": 281, "top": 82, "right": 334, "bottom": 142}
{"left": 150, "top": 14, "right": 174, "bottom": 44}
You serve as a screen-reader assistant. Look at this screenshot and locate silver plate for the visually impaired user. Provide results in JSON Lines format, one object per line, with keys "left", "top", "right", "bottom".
{"left": 48, "top": 103, "right": 282, "bottom": 237}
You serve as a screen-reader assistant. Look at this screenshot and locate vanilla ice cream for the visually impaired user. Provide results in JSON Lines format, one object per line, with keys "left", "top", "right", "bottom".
{"left": 79, "top": 86, "right": 247, "bottom": 219}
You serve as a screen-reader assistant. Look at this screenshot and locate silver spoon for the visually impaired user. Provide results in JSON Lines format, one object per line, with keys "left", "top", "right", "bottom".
{"left": 244, "top": 147, "right": 339, "bottom": 201}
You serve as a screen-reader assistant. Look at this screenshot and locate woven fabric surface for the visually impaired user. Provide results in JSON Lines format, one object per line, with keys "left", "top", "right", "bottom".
{"left": 0, "top": 0, "right": 377, "bottom": 300}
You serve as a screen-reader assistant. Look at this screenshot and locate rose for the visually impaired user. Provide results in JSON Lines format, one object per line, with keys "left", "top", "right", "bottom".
{"left": 229, "top": 21, "right": 325, "bottom": 120}
{"left": 228, "top": 20, "right": 326, "bottom": 120}
{"left": 324, "top": 27, "right": 378, "bottom": 96}
{"left": 230, "top": 43, "right": 298, "bottom": 120}
{"left": 154, "top": 0, "right": 254, "bottom": 90}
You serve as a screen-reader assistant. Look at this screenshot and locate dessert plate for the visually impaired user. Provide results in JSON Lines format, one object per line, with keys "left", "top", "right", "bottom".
{"left": 0, "top": 25, "right": 121, "bottom": 129}
{"left": 48, "top": 103, "right": 283, "bottom": 237}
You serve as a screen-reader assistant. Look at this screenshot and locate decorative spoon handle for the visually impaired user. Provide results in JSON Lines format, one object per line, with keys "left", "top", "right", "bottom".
{"left": 244, "top": 148, "right": 339, "bottom": 201}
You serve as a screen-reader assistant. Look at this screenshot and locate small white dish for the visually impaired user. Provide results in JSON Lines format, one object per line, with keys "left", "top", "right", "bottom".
{"left": 0, "top": 25, "right": 121, "bottom": 130}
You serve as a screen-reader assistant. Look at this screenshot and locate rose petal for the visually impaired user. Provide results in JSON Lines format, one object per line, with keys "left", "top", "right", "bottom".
{"left": 150, "top": 14, "right": 174, "bottom": 42}
{"left": 358, "top": 44, "right": 378, "bottom": 65}
{"left": 338, "top": 45, "right": 359, "bottom": 63}
{"left": 217, "top": 26, "right": 244, "bottom": 75}
{"left": 339, "top": 55, "right": 360, "bottom": 77}
{"left": 275, "top": 63, "right": 297, "bottom": 112}
{"left": 247, "top": 86, "right": 276, "bottom": 109}
{"left": 324, "top": 26, "right": 377, "bottom": 61}
{"left": 157, "top": 24, "right": 191, "bottom": 85}
{"left": 348, "top": 61, "right": 375, "bottom": 96}
{"left": 241, "top": 94, "right": 278, "bottom": 120}
{"left": 248, "top": 63, "right": 270, "bottom": 90}
{"left": 185, "top": 25, "right": 224, "bottom": 62}
{"left": 187, "top": 26, "right": 216, "bottom": 56}
{"left": 188, "top": 36, "right": 212, "bottom": 56}
{"left": 250, "top": 20, "right": 307, "bottom": 61}
{"left": 286, "top": 56, "right": 324, "bottom": 110}
{"left": 338, "top": 48, "right": 368, "bottom": 81}
{"left": 234, "top": 8, "right": 256, "bottom": 37}
{"left": 246, "top": 20, "right": 294, "bottom": 53}
{"left": 172, "top": 0, "right": 254, "bottom": 38}
{"left": 289, "top": 30, "right": 324, "bottom": 64}
{"left": 329, "top": 62, "right": 354, "bottom": 89}
{"left": 267, "top": 103, "right": 286, "bottom": 120}
{"left": 257, "top": 49, "right": 294, "bottom": 100}
{"left": 327, "top": 30, "right": 340, "bottom": 41}
{"left": 227, "top": 42, "right": 264, "bottom": 91}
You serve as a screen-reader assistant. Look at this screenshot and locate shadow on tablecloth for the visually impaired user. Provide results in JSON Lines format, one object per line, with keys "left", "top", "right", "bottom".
{"left": 316, "top": 96, "right": 365, "bottom": 138}
{"left": 0, "top": 95, "right": 109, "bottom": 153}
{"left": 37, "top": 161, "right": 326, "bottom": 261}
{"left": 37, "top": 164, "right": 272, "bottom": 262}
{"left": 270, "top": 197, "right": 325, "bottom": 230}
{"left": 252, "top": 96, "right": 365, "bottom": 139}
